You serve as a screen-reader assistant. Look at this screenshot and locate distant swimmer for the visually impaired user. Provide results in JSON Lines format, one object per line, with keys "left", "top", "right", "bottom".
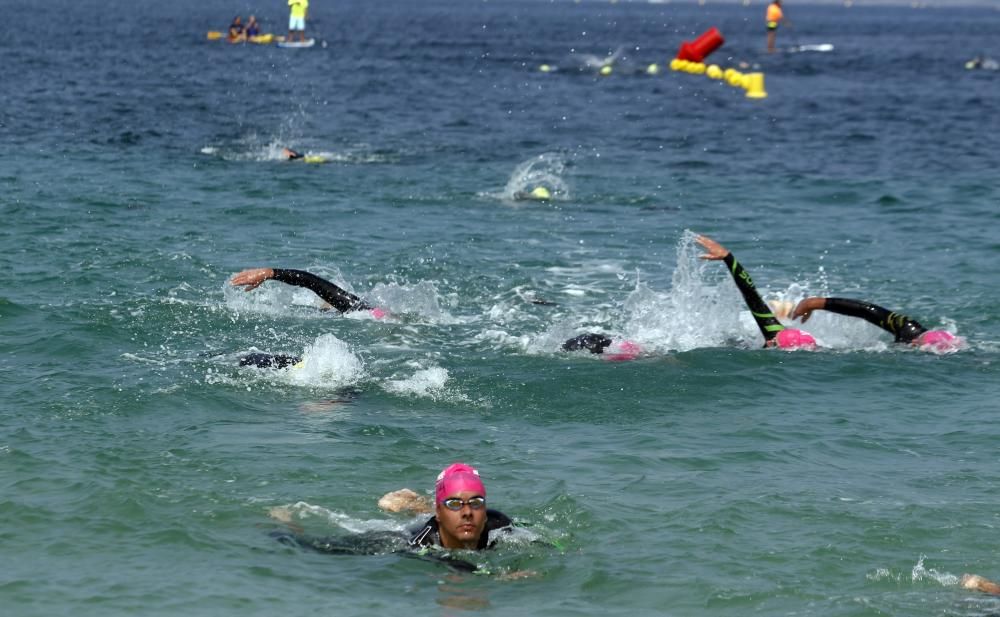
{"left": 230, "top": 267, "right": 387, "bottom": 318}
{"left": 270, "top": 463, "right": 522, "bottom": 573}
{"left": 561, "top": 333, "right": 642, "bottom": 361}
{"left": 791, "top": 297, "right": 960, "bottom": 351}
{"left": 287, "top": 0, "right": 309, "bottom": 44}
{"left": 697, "top": 234, "right": 817, "bottom": 349}
{"left": 962, "top": 573, "right": 1000, "bottom": 595}
{"left": 282, "top": 148, "right": 327, "bottom": 163}
{"left": 513, "top": 186, "right": 552, "bottom": 201}
{"left": 765, "top": 0, "right": 785, "bottom": 53}
{"left": 965, "top": 55, "right": 999, "bottom": 71}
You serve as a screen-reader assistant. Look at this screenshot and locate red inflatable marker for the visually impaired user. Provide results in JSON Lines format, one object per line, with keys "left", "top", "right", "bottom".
{"left": 676, "top": 27, "right": 725, "bottom": 62}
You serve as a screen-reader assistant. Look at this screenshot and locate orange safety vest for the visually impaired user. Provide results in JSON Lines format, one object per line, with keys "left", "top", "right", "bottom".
{"left": 766, "top": 3, "right": 783, "bottom": 25}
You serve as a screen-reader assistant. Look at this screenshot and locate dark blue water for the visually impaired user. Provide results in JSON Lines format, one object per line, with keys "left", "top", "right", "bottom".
{"left": 3, "top": 1, "right": 1000, "bottom": 616}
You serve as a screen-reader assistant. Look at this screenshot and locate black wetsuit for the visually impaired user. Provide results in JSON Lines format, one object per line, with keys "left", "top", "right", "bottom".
{"left": 722, "top": 252, "right": 786, "bottom": 346}
{"left": 271, "top": 269, "right": 373, "bottom": 313}
{"left": 819, "top": 298, "right": 926, "bottom": 343}
{"left": 271, "top": 509, "right": 513, "bottom": 573}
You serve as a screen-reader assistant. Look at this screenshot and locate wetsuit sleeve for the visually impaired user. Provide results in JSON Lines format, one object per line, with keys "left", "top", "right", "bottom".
{"left": 722, "top": 253, "right": 784, "bottom": 344}
{"left": 821, "top": 298, "right": 925, "bottom": 343}
{"left": 271, "top": 269, "right": 372, "bottom": 313}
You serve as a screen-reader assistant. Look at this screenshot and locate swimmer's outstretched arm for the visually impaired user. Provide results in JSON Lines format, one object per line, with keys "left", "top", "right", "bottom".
{"left": 230, "top": 268, "right": 372, "bottom": 313}
{"left": 792, "top": 297, "right": 922, "bottom": 341}
{"left": 962, "top": 574, "right": 1000, "bottom": 595}
{"left": 696, "top": 235, "right": 784, "bottom": 345}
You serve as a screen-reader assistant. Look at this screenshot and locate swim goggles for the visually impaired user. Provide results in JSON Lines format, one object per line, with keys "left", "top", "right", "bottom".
{"left": 441, "top": 496, "right": 486, "bottom": 511}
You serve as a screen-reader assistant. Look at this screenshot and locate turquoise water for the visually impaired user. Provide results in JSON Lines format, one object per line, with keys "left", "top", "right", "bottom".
{"left": 3, "top": 1, "right": 1000, "bottom": 615}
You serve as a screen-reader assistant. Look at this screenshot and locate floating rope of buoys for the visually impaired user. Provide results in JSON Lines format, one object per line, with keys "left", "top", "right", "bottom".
{"left": 670, "top": 59, "right": 768, "bottom": 99}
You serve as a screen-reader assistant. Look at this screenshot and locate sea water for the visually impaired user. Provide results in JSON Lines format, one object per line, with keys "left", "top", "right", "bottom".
{"left": 2, "top": 1, "right": 1000, "bottom": 615}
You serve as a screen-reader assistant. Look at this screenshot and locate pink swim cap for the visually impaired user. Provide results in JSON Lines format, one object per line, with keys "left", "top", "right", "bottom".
{"left": 916, "top": 330, "right": 958, "bottom": 351}
{"left": 775, "top": 328, "right": 817, "bottom": 350}
{"left": 435, "top": 463, "right": 486, "bottom": 504}
{"left": 369, "top": 307, "right": 387, "bottom": 320}
{"left": 604, "top": 340, "right": 641, "bottom": 362}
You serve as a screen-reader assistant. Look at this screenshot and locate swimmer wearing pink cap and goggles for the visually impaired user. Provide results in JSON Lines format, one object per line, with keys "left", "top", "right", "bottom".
{"left": 408, "top": 463, "right": 514, "bottom": 551}
{"left": 792, "top": 297, "right": 961, "bottom": 351}
{"left": 697, "top": 235, "right": 817, "bottom": 350}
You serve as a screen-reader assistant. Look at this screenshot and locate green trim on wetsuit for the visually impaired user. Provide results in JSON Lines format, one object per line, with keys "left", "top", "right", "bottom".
{"left": 822, "top": 298, "right": 926, "bottom": 343}
{"left": 271, "top": 269, "right": 372, "bottom": 313}
{"left": 722, "top": 252, "right": 785, "bottom": 345}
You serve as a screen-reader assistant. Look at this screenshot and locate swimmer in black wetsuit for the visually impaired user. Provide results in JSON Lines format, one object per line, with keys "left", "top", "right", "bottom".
{"left": 230, "top": 267, "right": 386, "bottom": 368}
{"left": 282, "top": 148, "right": 303, "bottom": 160}
{"left": 270, "top": 463, "right": 520, "bottom": 574}
{"left": 791, "top": 296, "right": 958, "bottom": 350}
{"left": 697, "top": 234, "right": 817, "bottom": 349}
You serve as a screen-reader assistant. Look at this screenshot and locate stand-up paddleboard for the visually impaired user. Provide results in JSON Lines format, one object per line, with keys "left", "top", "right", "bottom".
{"left": 277, "top": 38, "right": 315, "bottom": 49}
{"left": 788, "top": 43, "right": 834, "bottom": 53}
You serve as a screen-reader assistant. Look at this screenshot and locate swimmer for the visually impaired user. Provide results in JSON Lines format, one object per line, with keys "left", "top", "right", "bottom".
{"left": 697, "top": 234, "right": 817, "bottom": 349}
{"left": 271, "top": 463, "right": 518, "bottom": 572}
{"left": 962, "top": 573, "right": 1000, "bottom": 595}
{"left": 282, "top": 147, "right": 304, "bottom": 160}
{"left": 561, "top": 333, "right": 642, "bottom": 361}
{"left": 513, "top": 186, "right": 552, "bottom": 201}
{"left": 791, "top": 296, "right": 959, "bottom": 351}
{"left": 230, "top": 267, "right": 386, "bottom": 318}
{"left": 965, "top": 55, "right": 999, "bottom": 71}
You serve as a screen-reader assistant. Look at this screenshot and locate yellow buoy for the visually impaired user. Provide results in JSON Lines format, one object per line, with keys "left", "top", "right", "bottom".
{"left": 599, "top": 65, "right": 612, "bottom": 76}
{"left": 706, "top": 64, "right": 723, "bottom": 79}
{"left": 669, "top": 58, "right": 683, "bottom": 71}
{"left": 744, "top": 72, "right": 768, "bottom": 98}
{"left": 539, "top": 64, "right": 552, "bottom": 73}
{"left": 646, "top": 63, "right": 660, "bottom": 75}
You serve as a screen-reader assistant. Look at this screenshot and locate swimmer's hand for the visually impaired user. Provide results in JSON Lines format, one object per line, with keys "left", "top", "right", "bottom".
{"left": 378, "top": 488, "right": 433, "bottom": 514}
{"left": 695, "top": 235, "right": 730, "bottom": 261}
{"left": 791, "top": 297, "right": 827, "bottom": 323}
{"left": 962, "top": 573, "right": 1000, "bottom": 595}
{"left": 231, "top": 268, "right": 275, "bottom": 291}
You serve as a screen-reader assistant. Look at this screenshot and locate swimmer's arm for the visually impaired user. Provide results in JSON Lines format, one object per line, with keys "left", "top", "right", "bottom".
{"left": 794, "top": 297, "right": 901, "bottom": 333}
{"left": 696, "top": 235, "right": 783, "bottom": 343}
{"left": 962, "top": 574, "right": 1000, "bottom": 595}
{"left": 271, "top": 269, "right": 371, "bottom": 313}
{"left": 231, "top": 267, "right": 370, "bottom": 313}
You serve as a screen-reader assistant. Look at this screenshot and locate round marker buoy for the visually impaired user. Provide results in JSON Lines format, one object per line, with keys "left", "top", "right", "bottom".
{"left": 706, "top": 64, "right": 723, "bottom": 79}
{"left": 599, "top": 65, "right": 612, "bottom": 76}
{"left": 646, "top": 63, "right": 660, "bottom": 75}
{"left": 539, "top": 64, "right": 552, "bottom": 73}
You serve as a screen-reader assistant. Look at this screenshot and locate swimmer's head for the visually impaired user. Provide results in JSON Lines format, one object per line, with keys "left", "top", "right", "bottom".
{"left": 604, "top": 340, "right": 641, "bottom": 362}
{"left": 916, "top": 330, "right": 959, "bottom": 352}
{"left": 775, "top": 328, "right": 817, "bottom": 350}
{"left": 562, "top": 333, "right": 613, "bottom": 354}
{"left": 435, "top": 463, "right": 486, "bottom": 504}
